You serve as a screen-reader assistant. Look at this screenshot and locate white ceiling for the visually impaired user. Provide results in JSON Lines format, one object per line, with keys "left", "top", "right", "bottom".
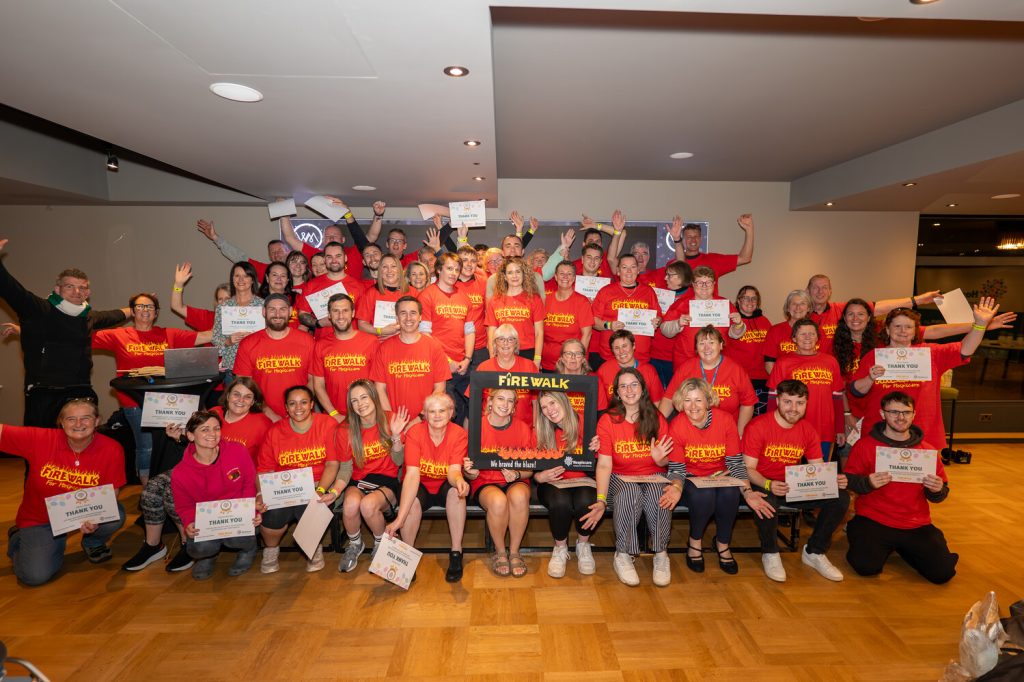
{"left": 0, "top": 0, "right": 1023, "bottom": 212}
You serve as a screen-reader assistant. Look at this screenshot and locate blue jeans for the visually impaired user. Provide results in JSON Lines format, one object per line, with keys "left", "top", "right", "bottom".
{"left": 123, "top": 406, "right": 153, "bottom": 478}
{"left": 7, "top": 502, "right": 126, "bottom": 586}
{"left": 187, "top": 534, "right": 257, "bottom": 559}
{"left": 650, "top": 358, "right": 674, "bottom": 390}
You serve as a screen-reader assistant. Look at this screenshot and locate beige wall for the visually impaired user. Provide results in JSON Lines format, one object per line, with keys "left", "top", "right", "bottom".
{"left": 0, "top": 185, "right": 919, "bottom": 424}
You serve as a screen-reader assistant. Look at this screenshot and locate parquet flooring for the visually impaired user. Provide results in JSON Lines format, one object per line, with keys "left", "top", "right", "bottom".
{"left": 1, "top": 443, "right": 1022, "bottom": 681}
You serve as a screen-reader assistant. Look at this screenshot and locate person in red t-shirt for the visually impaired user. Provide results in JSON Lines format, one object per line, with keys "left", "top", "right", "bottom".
{"left": 285, "top": 251, "right": 311, "bottom": 295}
{"left": 311, "top": 293, "right": 377, "bottom": 421}
{"left": 486, "top": 257, "right": 545, "bottom": 368}
{"left": 581, "top": 367, "right": 674, "bottom": 587}
{"left": 384, "top": 393, "right": 471, "bottom": 583}
{"left": 310, "top": 253, "right": 327, "bottom": 278}
{"left": 257, "top": 262, "right": 300, "bottom": 328}
{"left": 420, "top": 253, "right": 475, "bottom": 424}
{"left": 554, "top": 338, "right": 607, "bottom": 414}
{"left": 170, "top": 262, "right": 230, "bottom": 333}
{"left": 541, "top": 261, "right": 594, "bottom": 371}
{"left": 355, "top": 254, "right": 410, "bottom": 340}
{"left": 462, "top": 388, "right": 534, "bottom": 577}
{"left": 676, "top": 214, "right": 754, "bottom": 290}
{"left": 234, "top": 294, "right": 315, "bottom": 421}
{"left": 591, "top": 254, "right": 662, "bottom": 366}
{"left": 2, "top": 398, "right": 126, "bottom": 586}
{"left": 470, "top": 324, "right": 538, "bottom": 426}
{"left": 297, "top": 242, "right": 366, "bottom": 332}
{"left": 742, "top": 379, "right": 850, "bottom": 583}
{"left": 660, "top": 266, "right": 745, "bottom": 368}
{"left": 454, "top": 245, "right": 490, "bottom": 371}
{"left": 257, "top": 385, "right": 348, "bottom": 574}
{"left": 661, "top": 378, "right": 770, "bottom": 577}
{"left": 336, "top": 380, "right": 411, "bottom": 573}
{"left": 649, "top": 261, "right": 694, "bottom": 387}
{"left": 597, "top": 330, "right": 664, "bottom": 405}
{"left": 763, "top": 289, "right": 814, "bottom": 375}
{"left": 845, "top": 391, "right": 956, "bottom": 583}
{"left": 728, "top": 285, "right": 772, "bottom": 415}
{"left": 571, "top": 212, "right": 627, "bottom": 278}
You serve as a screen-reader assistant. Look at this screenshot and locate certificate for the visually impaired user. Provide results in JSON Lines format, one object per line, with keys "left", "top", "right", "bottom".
{"left": 304, "top": 195, "right": 346, "bottom": 223}
{"left": 575, "top": 275, "right": 610, "bottom": 301}
{"left": 617, "top": 308, "right": 657, "bottom": 337}
{"left": 448, "top": 200, "right": 486, "bottom": 229}
{"left": 785, "top": 462, "right": 839, "bottom": 502}
{"left": 305, "top": 281, "right": 349, "bottom": 320}
{"left": 369, "top": 533, "right": 423, "bottom": 590}
{"left": 268, "top": 198, "right": 297, "bottom": 219}
{"left": 615, "top": 474, "right": 670, "bottom": 484}
{"left": 547, "top": 477, "right": 597, "bottom": 489}
{"left": 141, "top": 392, "right": 201, "bottom": 427}
{"left": 194, "top": 497, "right": 256, "bottom": 542}
{"left": 293, "top": 499, "right": 335, "bottom": 559}
{"left": 373, "top": 300, "right": 397, "bottom": 328}
{"left": 221, "top": 305, "right": 265, "bottom": 334}
{"left": 418, "top": 203, "right": 450, "bottom": 221}
{"left": 45, "top": 484, "right": 120, "bottom": 536}
{"left": 258, "top": 467, "right": 315, "bottom": 510}
{"left": 875, "top": 447, "right": 938, "bottom": 483}
{"left": 688, "top": 475, "right": 746, "bottom": 489}
{"left": 876, "top": 347, "right": 932, "bottom": 382}
{"left": 688, "top": 299, "right": 730, "bottom": 327}
{"left": 936, "top": 288, "right": 974, "bottom": 324}
{"left": 653, "top": 287, "right": 676, "bottom": 315}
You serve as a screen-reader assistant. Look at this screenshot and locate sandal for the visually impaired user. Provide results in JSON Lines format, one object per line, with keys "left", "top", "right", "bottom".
{"left": 509, "top": 552, "right": 528, "bottom": 578}
{"left": 686, "top": 538, "right": 704, "bottom": 573}
{"left": 491, "top": 551, "right": 511, "bottom": 577}
{"left": 714, "top": 537, "right": 738, "bottom": 575}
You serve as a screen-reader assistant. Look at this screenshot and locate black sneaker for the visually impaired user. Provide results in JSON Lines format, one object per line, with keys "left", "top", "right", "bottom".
{"left": 84, "top": 543, "right": 113, "bottom": 564}
{"left": 121, "top": 542, "right": 167, "bottom": 572}
{"left": 166, "top": 542, "right": 194, "bottom": 573}
{"left": 445, "top": 550, "right": 464, "bottom": 583}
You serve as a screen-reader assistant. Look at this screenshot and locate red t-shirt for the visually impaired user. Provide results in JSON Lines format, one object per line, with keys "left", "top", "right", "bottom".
{"left": 297, "top": 273, "right": 366, "bottom": 318}
{"left": 400, "top": 252, "right": 419, "bottom": 268}
{"left": 300, "top": 241, "right": 363, "bottom": 280}
{"left": 597, "top": 412, "right": 669, "bottom": 476}
{"left": 542, "top": 291, "right": 595, "bottom": 371}
{"left": 597, "top": 361, "right": 664, "bottom": 404}
{"left": 473, "top": 418, "right": 534, "bottom": 493}
{"left": 339, "top": 417, "right": 400, "bottom": 481}
{"left": 257, "top": 413, "right": 345, "bottom": 481}
{"left": 683, "top": 252, "right": 738, "bottom": 288}
{"left": 310, "top": 331, "right": 377, "bottom": 416}
{"left": 472, "top": 356, "right": 538, "bottom": 425}
{"left": 810, "top": 301, "right": 877, "bottom": 351}
{"left": 662, "top": 297, "right": 738, "bottom": 368}
{"left": 354, "top": 286, "right": 405, "bottom": 328}
{"left": 485, "top": 292, "right": 545, "bottom": 350}
{"left": 539, "top": 417, "right": 588, "bottom": 480}
{"left": 846, "top": 432, "right": 947, "bottom": 529}
{"left": 725, "top": 314, "right": 773, "bottom": 381}
{"left": 768, "top": 352, "right": 845, "bottom": 442}
{"left": 404, "top": 421, "right": 467, "bottom": 494}
{"left": 651, "top": 289, "right": 691, "bottom": 362}
{"left": 233, "top": 329, "right": 315, "bottom": 419}
{"left": 667, "top": 408, "right": 741, "bottom": 477}
{"left": 764, "top": 321, "right": 819, "bottom": 363}
{"left": 0, "top": 427, "right": 126, "bottom": 529}
{"left": 665, "top": 357, "right": 756, "bottom": 420}
{"left": 638, "top": 266, "right": 668, "bottom": 290}
{"left": 455, "top": 273, "right": 489, "bottom": 351}
{"left": 591, "top": 283, "right": 660, "bottom": 362}
{"left": 369, "top": 334, "right": 451, "bottom": 416}
{"left": 852, "top": 343, "right": 967, "bottom": 446}
{"left": 185, "top": 307, "right": 215, "bottom": 332}
{"left": 419, "top": 284, "right": 474, "bottom": 361}
{"left": 92, "top": 326, "right": 199, "bottom": 407}
{"left": 211, "top": 406, "right": 272, "bottom": 466}
{"left": 741, "top": 412, "right": 823, "bottom": 481}
{"left": 566, "top": 374, "right": 607, "bottom": 417}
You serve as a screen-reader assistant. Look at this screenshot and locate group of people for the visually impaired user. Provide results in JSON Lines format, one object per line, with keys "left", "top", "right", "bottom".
{"left": 0, "top": 199, "right": 1015, "bottom": 588}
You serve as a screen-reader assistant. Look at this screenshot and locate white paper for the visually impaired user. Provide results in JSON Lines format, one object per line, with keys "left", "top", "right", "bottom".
{"left": 575, "top": 275, "right": 611, "bottom": 301}
{"left": 687, "top": 475, "right": 747, "bottom": 489}
{"left": 305, "top": 195, "right": 347, "bottom": 223}
{"left": 45, "top": 484, "right": 120, "bottom": 536}
{"left": 369, "top": 533, "right": 423, "bottom": 590}
{"left": 617, "top": 308, "right": 657, "bottom": 337}
{"left": 547, "top": 477, "right": 597, "bottom": 489}
{"left": 194, "top": 497, "right": 256, "bottom": 542}
{"left": 876, "top": 347, "right": 932, "bottom": 382}
{"left": 448, "top": 200, "right": 487, "bottom": 229}
{"left": 141, "top": 392, "right": 201, "bottom": 427}
{"left": 267, "top": 198, "right": 297, "bottom": 220}
{"left": 688, "top": 299, "right": 730, "bottom": 327}
{"left": 875, "top": 447, "right": 938, "bottom": 483}
{"left": 417, "top": 203, "right": 450, "bottom": 221}
{"left": 221, "top": 305, "right": 266, "bottom": 334}
{"left": 292, "top": 498, "right": 335, "bottom": 559}
{"left": 653, "top": 287, "right": 676, "bottom": 315}
{"left": 615, "top": 474, "right": 670, "bottom": 484}
{"left": 305, "top": 281, "right": 349, "bottom": 320}
{"left": 785, "top": 462, "right": 839, "bottom": 502}
{"left": 373, "top": 300, "right": 397, "bottom": 328}
{"left": 936, "top": 288, "right": 974, "bottom": 324}
{"left": 258, "top": 467, "right": 316, "bottom": 511}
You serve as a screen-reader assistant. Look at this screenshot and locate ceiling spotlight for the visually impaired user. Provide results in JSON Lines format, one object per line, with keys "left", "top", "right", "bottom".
{"left": 933, "top": 222, "right": 941, "bottom": 227}
{"left": 946, "top": 203, "right": 958, "bottom": 207}
{"left": 669, "top": 152, "right": 694, "bottom": 159}
{"left": 825, "top": 202, "right": 834, "bottom": 207}
{"left": 992, "top": 193, "right": 1021, "bottom": 200}
{"left": 210, "top": 82, "right": 263, "bottom": 102}
{"left": 463, "top": 140, "right": 481, "bottom": 147}
{"left": 106, "top": 153, "right": 119, "bottom": 172}
{"left": 352, "top": 185, "right": 376, "bottom": 191}
{"left": 472, "top": 176, "right": 486, "bottom": 181}
{"left": 909, "top": 0, "right": 940, "bottom": 4}
{"left": 917, "top": 243, "right": 924, "bottom": 247}
{"left": 857, "top": 17, "right": 887, "bottom": 22}
{"left": 444, "top": 66, "right": 469, "bottom": 77}
{"left": 902, "top": 182, "right": 917, "bottom": 187}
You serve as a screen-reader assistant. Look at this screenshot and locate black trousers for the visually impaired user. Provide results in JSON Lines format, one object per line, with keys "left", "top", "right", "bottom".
{"left": 683, "top": 482, "right": 741, "bottom": 544}
{"left": 24, "top": 384, "right": 98, "bottom": 428}
{"left": 845, "top": 514, "right": 958, "bottom": 584}
{"left": 754, "top": 490, "right": 850, "bottom": 554}
{"left": 537, "top": 482, "right": 600, "bottom": 542}
{"left": 445, "top": 373, "right": 470, "bottom": 425}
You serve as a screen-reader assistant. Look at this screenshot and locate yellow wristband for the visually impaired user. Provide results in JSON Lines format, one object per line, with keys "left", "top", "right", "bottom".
{"left": 972, "top": 324, "right": 987, "bottom": 331}
{"left": 343, "top": 211, "right": 353, "bottom": 220}
{"left": 533, "top": 354, "right": 541, "bottom": 361}
{"left": 328, "top": 409, "right": 339, "bottom": 417}
{"left": 375, "top": 327, "right": 382, "bottom": 336}
{"left": 457, "top": 237, "right": 469, "bottom": 243}
{"left": 613, "top": 229, "right": 621, "bottom": 237}
{"left": 764, "top": 479, "right": 772, "bottom": 492}
{"left": 172, "top": 287, "right": 184, "bottom": 292}
{"left": 596, "top": 493, "right": 607, "bottom": 502}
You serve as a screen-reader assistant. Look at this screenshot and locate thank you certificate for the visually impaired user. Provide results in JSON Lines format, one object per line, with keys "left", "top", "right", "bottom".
{"left": 221, "top": 305, "right": 266, "bottom": 334}
{"left": 575, "top": 276, "right": 611, "bottom": 301}
{"left": 875, "top": 347, "right": 932, "bottom": 382}
{"left": 688, "top": 299, "right": 730, "bottom": 327}
{"left": 141, "top": 392, "right": 201, "bottom": 427}
{"left": 617, "top": 308, "right": 657, "bottom": 337}
{"left": 373, "top": 300, "right": 397, "bottom": 328}
{"left": 448, "top": 200, "right": 486, "bottom": 229}
{"left": 370, "top": 534, "right": 423, "bottom": 590}
{"left": 875, "top": 447, "right": 938, "bottom": 483}
{"left": 258, "top": 467, "right": 315, "bottom": 510}
{"left": 194, "top": 497, "right": 256, "bottom": 542}
{"left": 785, "top": 462, "right": 838, "bottom": 502}
{"left": 45, "top": 484, "right": 120, "bottom": 536}
{"left": 305, "top": 281, "right": 349, "bottom": 320}
{"left": 653, "top": 288, "right": 676, "bottom": 315}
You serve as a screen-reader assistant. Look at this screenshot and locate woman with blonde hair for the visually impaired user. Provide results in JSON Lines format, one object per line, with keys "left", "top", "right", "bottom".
{"left": 486, "top": 256, "right": 544, "bottom": 368}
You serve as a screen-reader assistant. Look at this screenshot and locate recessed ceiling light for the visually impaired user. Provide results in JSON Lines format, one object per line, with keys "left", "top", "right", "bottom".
{"left": 444, "top": 66, "right": 469, "bottom": 77}
{"left": 825, "top": 202, "right": 834, "bottom": 207}
{"left": 933, "top": 222, "right": 941, "bottom": 227}
{"left": 352, "top": 185, "right": 376, "bottom": 191}
{"left": 463, "top": 140, "right": 481, "bottom": 147}
{"left": 209, "top": 82, "right": 263, "bottom": 102}
{"left": 669, "top": 152, "right": 694, "bottom": 159}
{"left": 857, "top": 17, "right": 887, "bottom": 22}
{"left": 992, "top": 193, "right": 1021, "bottom": 199}
{"left": 946, "top": 203, "right": 958, "bottom": 207}
{"left": 902, "top": 182, "right": 917, "bottom": 187}
{"left": 472, "top": 176, "right": 486, "bottom": 181}
{"left": 909, "top": 0, "right": 940, "bottom": 4}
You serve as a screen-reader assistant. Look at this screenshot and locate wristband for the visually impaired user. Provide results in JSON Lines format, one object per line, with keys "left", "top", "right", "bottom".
{"left": 457, "top": 237, "right": 469, "bottom": 244}
{"left": 613, "top": 229, "right": 621, "bottom": 237}
{"left": 533, "top": 354, "right": 542, "bottom": 361}
{"left": 172, "top": 286, "right": 184, "bottom": 292}
{"left": 764, "top": 479, "right": 772, "bottom": 493}
{"left": 328, "top": 409, "right": 339, "bottom": 417}
{"left": 375, "top": 327, "right": 382, "bottom": 336}
{"left": 596, "top": 493, "right": 607, "bottom": 502}
{"left": 972, "top": 324, "right": 987, "bottom": 332}
{"left": 315, "top": 486, "right": 327, "bottom": 495}
{"left": 673, "top": 238, "right": 683, "bottom": 244}
{"left": 328, "top": 487, "right": 340, "bottom": 496}
{"left": 343, "top": 211, "right": 354, "bottom": 220}
{"left": 374, "top": 212, "right": 384, "bottom": 218}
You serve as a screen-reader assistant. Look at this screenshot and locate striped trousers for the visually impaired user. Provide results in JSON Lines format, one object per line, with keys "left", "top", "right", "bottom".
{"left": 609, "top": 475, "right": 673, "bottom": 555}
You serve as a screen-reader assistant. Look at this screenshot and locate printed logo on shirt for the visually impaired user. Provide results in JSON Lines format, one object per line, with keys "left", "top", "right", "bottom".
{"left": 820, "top": 323, "right": 838, "bottom": 339}
{"left": 740, "top": 328, "right": 768, "bottom": 343}
{"left": 277, "top": 446, "right": 327, "bottom": 468}
{"left": 222, "top": 434, "right": 249, "bottom": 448}
{"left": 613, "top": 439, "right": 652, "bottom": 460}
{"left": 791, "top": 367, "right": 834, "bottom": 385}
{"left": 568, "top": 393, "right": 586, "bottom": 414}
{"left": 433, "top": 303, "right": 469, "bottom": 319}
{"left": 466, "top": 293, "right": 483, "bottom": 307}
{"left": 779, "top": 340, "right": 797, "bottom": 354}
{"left": 255, "top": 355, "right": 305, "bottom": 373}
{"left": 387, "top": 360, "right": 432, "bottom": 376}
{"left": 418, "top": 458, "right": 449, "bottom": 479}
{"left": 39, "top": 463, "right": 100, "bottom": 489}
{"left": 683, "top": 443, "right": 727, "bottom": 463}
{"left": 494, "top": 304, "right": 532, "bottom": 323}
{"left": 363, "top": 438, "right": 388, "bottom": 464}
{"left": 610, "top": 300, "right": 650, "bottom": 311}
{"left": 712, "top": 384, "right": 732, "bottom": 399}
{"left": 124, "top": 341, "right": 169, "bottom": 357}
{"left": 323, "top": 353, "right": 369, "bottom": 371}
{"left": 876, "top": 379, "right": 923, "bottom": 389}
{"left": 761, "top": 443, "right": 805, "bottom": 465}
{"left": 545, "top": 312, "right": 577, "bottom": 328}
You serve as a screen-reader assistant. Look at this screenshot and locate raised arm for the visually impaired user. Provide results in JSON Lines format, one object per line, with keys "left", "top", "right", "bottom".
{"left": 170, "top": 263, "right": 192, "bottom": 318}
{"left": 197, "top": 219, "right": 249, "bottom": 264}
{"left": 873, "top": 291, "right": 941, "bottom": 317}
{"left": 960, "top": 297, "right": 1000, "bottom": 357}
{"left": 364, "top": 201, "right": 387, "bottom": 244}
{"left": 0, "top": 239, "right": 49, "bottom": 318}
{"left": 669, "top": 216, "right": 686, "bottom": 262}
{"left": 736, "top": 214, "right": 754, "bottom": 266}
{"left": 606, "top": 209, "right": 626, "bottom": 273}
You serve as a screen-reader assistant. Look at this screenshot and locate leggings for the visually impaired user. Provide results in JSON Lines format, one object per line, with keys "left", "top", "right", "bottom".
{"left": 537, "top": 482, "right": 601, "bottom": 542}
{"left": 140, "top": 471, "right": 181, "bottom": 527}
{"left": 845, "top": 515, "right": 957, "bottom": 584}
{"left": 682, "top": 481, "right": 741, "bottom": 544}
{"left": 609, "top": 476, "right": 672, "bottom": 555}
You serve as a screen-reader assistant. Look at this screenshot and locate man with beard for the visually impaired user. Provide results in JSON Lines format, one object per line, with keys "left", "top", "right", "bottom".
{"left": 312, "top": 294, "right": 378, "bottom": 421}
{"left": 360, "top": 244, "right": 383, "bottom": 283}
{"left": 418, "top": 254, "right": 474, "bottom": 424}
{"left": 297, "top": 242, "right": 366, "bottom": 330}
{"left": 742, "top": 379, "right": 850, "bottom": 583}
{"left": 234, "top": 294, "right": 315, "bottom": 421}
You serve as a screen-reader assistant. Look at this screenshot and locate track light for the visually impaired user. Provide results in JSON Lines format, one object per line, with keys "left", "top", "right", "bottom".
{"left": 106, "top": 153, "right": 119, "bottom": 172}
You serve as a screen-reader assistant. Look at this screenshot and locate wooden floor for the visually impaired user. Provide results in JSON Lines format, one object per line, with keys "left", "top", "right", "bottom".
{"left": 2, "top": 443, "right": 1023, "bottom": 681}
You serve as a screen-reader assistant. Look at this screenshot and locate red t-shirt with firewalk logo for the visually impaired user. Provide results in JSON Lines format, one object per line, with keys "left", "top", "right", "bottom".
{"left": 472, "top": 418, "right": 534, "bottom": 493}
{"left": 211, "top": 406, "right": 272, "bottom": 466}
{"left": 741, "top": 412, "right": 823, "bottom": 481}
{"left": 592, "top": 282, "right": 660, "bottom": 362}
{"left": 486, "top": 292, "right": 545, "bottom": 350}
{"left": 233, "top": 329, "right": 315, "bottom": 419}
{"left": 597, "top": 361, "right": 664, "bottom": 404}
{"left": 92, "top": 326, "right": 199, "bottom": 406}
{"left": 258, "top": 413, "right": 345, "bottom": 482}
{"left": 369, "top": 334, "right": 451, "bottom": 416}
{"left": 419, "top": 284, "right": 474, "bottom": 361}
{"left": 768, "top": 352, "right": 845, "bottom": 442}
{"left": 667, "top": 408, "right": 741, "bottom": 477}
{"left": 311, "top": 331, "right": 377, "bottom": 416}
{"left": 725, "top": 314, "right": 773, "bottom": 381}
{"left": 665, "top": 356, "right": 756, "bottom": 420}
{"left": 404, "top": 421, "right": 467, "bottom": 494}
{"left": 455, "top": 273, "right": 489, "bottom": 351}
{"left": 339, "top": 417, "right": 400, "bottom": 480}
{"left": 542, "top": 291, "right": 595, "bottom": 371}
{"left": 597, "top": 411, "right": 669, "bottom": 476}
{"left": 354, "top": 286, "right": 406, "bottom": 329}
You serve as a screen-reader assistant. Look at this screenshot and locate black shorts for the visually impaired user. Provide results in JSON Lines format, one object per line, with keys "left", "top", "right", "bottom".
{"left": 261, "top": 502, "right": 308, "bottom": 531}
{"left": 346, "top": 474, "right": 401, "bottom": 503}
{"left": 416, "top": 481, "right": 453, "bottom": 511}
{"left": 472, "top": 479, "right": 530, "bottom": 507}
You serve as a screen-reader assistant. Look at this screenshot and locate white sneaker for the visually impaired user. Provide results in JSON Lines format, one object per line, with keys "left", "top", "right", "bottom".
{"left": 613, "top": 551, "right": 640, "bottom": 586}
{"left": 260, "top": 546, "right": 280, "bottom": 574}
{"left": 762, "top": 552, "right": 787, "bottom": 582}
{"left": 575, "top": 540, "right": 596, "bottom": 575}
{"left": 548, "top": 545, "right": 570, "bottom": 578}
{"left": 306, "top": 545, "right": 325, "bottom": 573}
{"left": 802, "top": 545, "right": 843, "bottom": 582}
{"left": 652, "top": 551, "right": 671, "bottom": 587}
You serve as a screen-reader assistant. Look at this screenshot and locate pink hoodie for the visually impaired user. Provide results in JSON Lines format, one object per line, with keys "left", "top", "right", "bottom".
{"left": 171, "top": 441, "right": 256, "bottom": 528}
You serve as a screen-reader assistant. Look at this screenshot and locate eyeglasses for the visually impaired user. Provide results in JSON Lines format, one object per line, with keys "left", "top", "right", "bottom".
{"left": 882, "top": 409, "right": 915, "bottom": 417}
{"left": 63, "top": 416, "right": 97, "bottom": 425}
{"left": 617, "top": 382, "right": 642, "bottom": 392}
{"left": 693, "top": 280, "right": 715, "bottom": 287}
{"left": 562, "top": 351, "right": 584, "bottom": 358}
{"left": 387, "top": 238, "right": 406, "bottom": 245}
{"left": 495, "top": 337, "right": 517, "bottom": 344}
{"left": 133, "top": 304, "right": 157, "bottom": 311}
{"left": 738, "top": 296, "right": 759, "bottom": 302}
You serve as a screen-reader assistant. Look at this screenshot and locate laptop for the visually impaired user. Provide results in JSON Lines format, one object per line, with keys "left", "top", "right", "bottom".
{"left": 164, "top": 347, "right": 221, "bottom": 379}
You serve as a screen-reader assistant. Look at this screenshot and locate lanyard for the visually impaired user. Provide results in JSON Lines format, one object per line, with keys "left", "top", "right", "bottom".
{"left": 699, "top": 357, "right": 722, "bottom": 388}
